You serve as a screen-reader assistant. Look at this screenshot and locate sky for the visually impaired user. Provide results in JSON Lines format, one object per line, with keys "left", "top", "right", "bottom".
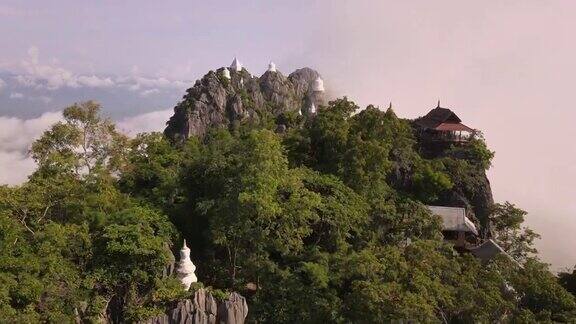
{"left": 0, "top": 0, "right": 575, "bottom": 270}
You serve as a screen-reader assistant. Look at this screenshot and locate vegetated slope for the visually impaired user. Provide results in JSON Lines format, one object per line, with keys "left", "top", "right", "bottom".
{"left": 0, "top": 68, "right": 574, "bottom": 323}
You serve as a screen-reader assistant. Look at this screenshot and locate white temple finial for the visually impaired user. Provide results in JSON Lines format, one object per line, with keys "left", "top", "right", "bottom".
{"left": 222, "top": 67, "right": 231, "bottom": 80}
{"left": 176, "top": 239, "right": 197, "bottom": 290}
{"left": 230, "top": 57, "right": 242, "bottom": 72}
{"left": 268, "top": 61, "right": 277, "bottom": 73}
{"left": 310, "top": 102, "right": 317, "bottom": 114}
{"left": 312, "top": 77, "right": 324, "bottom": 92}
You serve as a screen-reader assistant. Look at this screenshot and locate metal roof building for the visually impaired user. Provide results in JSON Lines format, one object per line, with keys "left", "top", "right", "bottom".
{"left": 427, "top": 205, "right": 479, "bottom": 236}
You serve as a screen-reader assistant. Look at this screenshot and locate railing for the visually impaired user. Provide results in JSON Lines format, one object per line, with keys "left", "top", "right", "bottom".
{"left": 424, "top": 132, "right": 473, "bottom": 142}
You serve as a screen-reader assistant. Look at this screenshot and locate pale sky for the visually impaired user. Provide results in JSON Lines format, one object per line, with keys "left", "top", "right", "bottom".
{"left": 0, "top": 0, "right": 575, "bottom": 270}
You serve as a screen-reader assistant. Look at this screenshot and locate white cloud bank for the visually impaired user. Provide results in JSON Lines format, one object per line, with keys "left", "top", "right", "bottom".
{"left": 0, "top": 111, "right": 62, "bottom": 185}
{"left": 0, "top": 109, "right": 172, "bottom": 185}
{"left": 13, "top": 47, "right": 188, "bottom": 93}
{"left": 116, "top": 109, "right": 172, "bottom": 136}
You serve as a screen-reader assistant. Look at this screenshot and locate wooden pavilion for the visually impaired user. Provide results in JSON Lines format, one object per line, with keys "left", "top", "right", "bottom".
{"left": 414, "top": 102, "right": 475, "bottom": 142}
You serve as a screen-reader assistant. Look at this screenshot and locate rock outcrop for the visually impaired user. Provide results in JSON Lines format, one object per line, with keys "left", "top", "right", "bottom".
{"left": 141, "top": 289, "right": 248, "bottom": 324}
{"left": 164, "top": 67, "right": 325, "bottom": 141}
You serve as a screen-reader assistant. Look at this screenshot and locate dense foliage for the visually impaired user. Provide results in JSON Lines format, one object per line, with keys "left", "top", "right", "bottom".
{"left": 1, "top": 100, "right": 575, "bottom": 322}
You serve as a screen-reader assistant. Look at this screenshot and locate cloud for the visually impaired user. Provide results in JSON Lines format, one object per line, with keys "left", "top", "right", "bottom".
{"left": 0, "top": 111, "right": 62, "bottom": 153}
{"left": 116, "top": 109, "right": 172, "bottom": 136}
{"left": 18, "top": 46, "right": 79, "bottom": 90}
{"left": 116, "top": 76, "right": 188, "bottom": 92}
{"left": 140, "top": 88, "right": 160, "bottom": 97}
{"left": 12, "top": 47, "right": 187, "bottom": 93}
{"left": 0, "top": 111, "right": 62, "bottom": 185}
{"left": 0, "top": 151, "right": 37, "bottom": 185}
{"left": 34, "top": 96, "right": 52, "bottom": 104}
{"left": 0, "top": 109, "right": 172, "bottom": 185}
{"left": 16, "top": 46, "right": 115, "bottom": 90}
{"left": 77, "top": 75, "right": 114, "bottom": 88}
{"left": 9, "top": 92, "right": 24, "bottom": 99}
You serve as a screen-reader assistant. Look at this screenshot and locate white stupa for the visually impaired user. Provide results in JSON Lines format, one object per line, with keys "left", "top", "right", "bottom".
{"left": 230, "top": 57, "right": 242, "bottom": 72}
{"left": 309, "top": 102, "right": 317, "bottom": 114}
{"left": 268, "top": 61, "right": 277, "bottom": 73}
{"left": 312, "top": 77, "right": 325, "bottom": 92}
{"left": 222, "top": 68, "right": 231, "bottom": 79}
{"left": 176, "top": 240, "right": 197, "bottom": 290}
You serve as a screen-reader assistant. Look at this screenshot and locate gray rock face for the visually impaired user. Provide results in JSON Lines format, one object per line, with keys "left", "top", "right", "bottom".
{"left": 140, "top": 289, "right": 248, "bottom": 324}
{"left": 164, "top": 67, "right": 325, "bottom": 141}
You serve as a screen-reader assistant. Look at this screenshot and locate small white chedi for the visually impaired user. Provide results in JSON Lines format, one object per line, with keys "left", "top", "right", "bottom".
{"left": 230, "top": 57, "right": 242, "bottom": 72}
{"left": 309, "top": 102, "right": 317, "bottom": 114}
{"left": 267, "top": 61, "right": 277, "bottom": 72}
{"left": 222, "top": 67, "right": 231, "bottom": 79}
{"left": 312, "top": 76, "right": 325, "bottom": 92}
{"left": 176, "top": 239, "right": 197, "bottom": 290}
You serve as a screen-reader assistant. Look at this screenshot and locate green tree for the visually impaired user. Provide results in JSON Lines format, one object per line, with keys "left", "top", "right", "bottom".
{"left": 489, "top": 202, "right": 539, "bottom": 262}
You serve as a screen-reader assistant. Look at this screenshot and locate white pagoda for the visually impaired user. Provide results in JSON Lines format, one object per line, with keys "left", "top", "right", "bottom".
{"left": 230, "top": 57, "right": 242, "bottom": 72}
{"left": 175, "top": 240, "right": 197, "bottom": 290}
{"left": 268, "top": 61, "right": 277, "bottom": 73}
{"left": 222, "top": 67, "right": 231, "bottom": 79}
{"left": 312, "top": 77, "right": 325, "bottom": 92}
{"left": 309, "top": 102, "right": 317, "bottom": 114}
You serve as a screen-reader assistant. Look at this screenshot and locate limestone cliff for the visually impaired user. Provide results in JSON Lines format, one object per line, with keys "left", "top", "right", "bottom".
{"left": 140, "top": 289, "right": 248, "bottom": 324}
{"left": 164, "top": 67, "right": 325, "bottom": 141}
{"left": 164, "top": 65, "right": 495, "bottom": 237}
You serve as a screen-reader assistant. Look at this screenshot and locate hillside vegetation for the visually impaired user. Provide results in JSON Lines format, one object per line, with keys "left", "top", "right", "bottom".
{"left": 1, "top": 99, "right": 575, "bottom": 323}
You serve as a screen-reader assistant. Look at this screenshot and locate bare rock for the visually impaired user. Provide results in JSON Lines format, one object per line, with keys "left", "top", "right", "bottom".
{"left": 141, "top": 289, "right": 247, "bottom": 324}
{"left": 164, "top": 66, "right": 327, "bottom": 142}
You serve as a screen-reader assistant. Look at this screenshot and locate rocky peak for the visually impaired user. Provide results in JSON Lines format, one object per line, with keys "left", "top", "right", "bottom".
{"left": 164, "top": 65, "right": 326, "bottom": 141}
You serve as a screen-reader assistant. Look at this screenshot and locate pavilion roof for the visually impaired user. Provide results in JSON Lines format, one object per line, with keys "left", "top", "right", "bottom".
{"left": 467, "top": 239, "right": 521, "bottom": 267}
{"left": 434, "top": 122, "right": 475, "bottom": 132}
{"left": 427, "top": 205, "right": 479, "bottom": 235}
{"left": 415, "top": 107, "right": 473, "bottom": 131}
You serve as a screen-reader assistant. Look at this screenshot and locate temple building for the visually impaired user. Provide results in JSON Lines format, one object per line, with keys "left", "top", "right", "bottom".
{"left": 427, "top": 205, "right": 514, "bottom": 264}
{"left": 415, "top": 102, "right": 475, "bottom": 142}
{"left": 312, "top": 77, "right": 325, "bottom": 92}
{"left": 222, "top": 67, "right": 231, "bottom": 80}
{"left": 427, "top": 206, "right": 478, "bottom": 248}
{"left": 230, "top": 57, "right": 242, "bottom": 72}
{"left": 268, "top": 61, "right": 277, "bottom": 72}
{"left": 176, "top": 240, "right": 198, "bottom": 290}
{"left": 309, "top": 102, "right": 317, "bottom": 114}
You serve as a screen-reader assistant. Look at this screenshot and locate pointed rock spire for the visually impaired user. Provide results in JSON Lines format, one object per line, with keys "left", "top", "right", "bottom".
{"left": 437, "top": 100, "right": 441, "bottom": 108}
{"left": 230, "top": 57, "right": 242, "bottom": 72}
{"left": 176, "top": 239, "right": 197, "bottom": 290}
{"left": 268, "top": 61, "right": 277, "bottom": 72}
